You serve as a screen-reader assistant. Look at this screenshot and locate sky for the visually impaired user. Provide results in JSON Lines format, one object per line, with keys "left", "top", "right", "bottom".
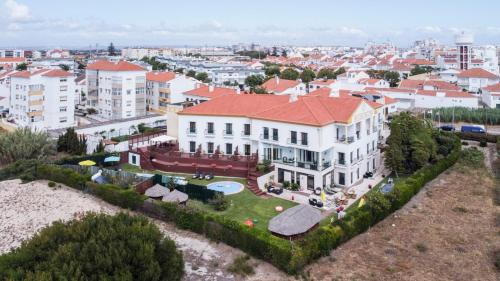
{"left": 1, "top": 0, "right": 500, "bottom": 48}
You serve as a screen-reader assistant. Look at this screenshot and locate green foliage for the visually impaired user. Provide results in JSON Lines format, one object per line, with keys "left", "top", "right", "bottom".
{"left": 0, "top": 213, "right": 184, "bottom": 281}
{"left": 431, "top": 107, "right": 500, "bottom": 125}
{"left": 195, "top": 72, "right": 210, "bottom": 83}
{"left": 0, "top": 159, "right": 39, "bottom": 182}
{"left": 317, "top": 67, "right": 345, "bottom": 80}
{"left": 455, "top": 131, "right": 498, "bottom": 143}
{"left": 209, "top": 193, "right": 229, "bottom": 211}
{"left": 385, "top": 113, "right": 438, "bottom": 174}
{"left": 108, "top": 42, "right": 117, "bottom": 56}
{"left": 94, "top": 141, "right": 105, "bottom": 153}
{"left": 36, "top": 164, "right": 89, "bottom": 190}
{"left": 58, "top": 64, "right": 70, "bottom": 71}
{"left": 87, "top": 182, "right": 145, "bottom": 210}
{"left": 383, "top": 71, "right": 400, "bottom": 87}
{"left": 280, "top": 68, "right": 299, "bottom": 80}
{"left": 47, "top": 181, "right": 56, "bottom": 187}
{"left": 140, "top": 56, "right": 168, "bottom": 71}
{"left": 0, "top": 128, "right": 55, "bottom": 164}
{"left": 410, "top": 65, "right": 434, "bottom": 76}
{"left": 264, "top": 65, "right": 281, "bottom": 78}
{"left": 459, "top": 147, "right": 484, "bottom": 168}
{"left": 253, "top": 87, "right": 268, "bottom": 94}
{"left": 245, "top": 74, "right": 265, "bottom": 91}
{"left": 365, "top": 191, "right": 392, "bottom": 222}
{"left": 236, "top": 50, "right": 267, "bottom": 59}
{"left": 186, "top": 70, "right": 196, "bottom": 77}
{"left": 57, "top": 128, "right": 87, "bottom": 155}
{"left": 227, "top": 255, "right": 255, "bottom": 277}
{"left": 15, "top": 62, "right": 27, "bottom": 71}
{"left": 300, "top": 68, "right": 316, "bottom": 84}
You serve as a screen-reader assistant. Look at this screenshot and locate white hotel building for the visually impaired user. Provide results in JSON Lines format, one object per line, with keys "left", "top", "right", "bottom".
{"left": 9, "top": 69, "right": 75, "bottom": 131}
{"left": 177, "top": 94, "right": 386, "bottom": 190}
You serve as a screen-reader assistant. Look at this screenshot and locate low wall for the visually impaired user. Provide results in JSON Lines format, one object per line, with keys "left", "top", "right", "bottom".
{"left": 257, "top": 171, "right": 275, "bottom": 190}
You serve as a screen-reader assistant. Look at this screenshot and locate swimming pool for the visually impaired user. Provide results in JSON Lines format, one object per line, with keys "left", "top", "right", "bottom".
{"left": 207, "top": 181, "right": 244, "bottom": 195}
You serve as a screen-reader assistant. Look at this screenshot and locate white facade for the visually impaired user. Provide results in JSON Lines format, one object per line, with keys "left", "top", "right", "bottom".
{"left": 481, "top": 84, "right": 500, "bottom": 108}
{"left": 413, "top": 92, "right": 478, "bottom": 109}
{"left": 146, "top": 74, "right": 198, "bottom": 111}
{"left": 458, "top": 75, "right": 499, "bottom": 93}
{"left": 9, "top": 70, "right": 75, "bottom": 131}
{"left": 178, "top": 99, "right": 385, "bottom": 190}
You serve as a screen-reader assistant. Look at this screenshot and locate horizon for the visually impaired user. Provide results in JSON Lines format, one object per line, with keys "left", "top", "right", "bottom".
{"left": 1, "top": 0, "right": 500, "bottom": 48}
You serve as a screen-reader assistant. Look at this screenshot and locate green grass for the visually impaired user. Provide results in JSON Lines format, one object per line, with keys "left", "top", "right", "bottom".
{"left": 121, "top": 163, "right": 297, "bottom": 230}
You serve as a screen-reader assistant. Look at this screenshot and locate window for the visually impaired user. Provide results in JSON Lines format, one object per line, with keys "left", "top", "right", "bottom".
{"left": 301, "top": 132, "right": 308, "bottom": 145}
{"left": 367, "top": 143, "right": 370, "bottom": 154}
{"left": 272, "top": 128, "right": 278, "bottom": 141}
{"left": 350, "top": 151, "right": 353, "bottom": 163}
{"left": 127, "top": 90, "right": 132, "bottom": 95}
{"left": 225, "top": 123, "right": 233, "bottom": 135}
{"left": 357, "top": 148, "right": 360, "bottom": 160}
{"left": 189, "top": 141, "right": 196, "bottom": 153}
{"left": 60, "top": 96, "right": 67, "bottom": 102}
{"left": 338, "top": 152, "right": 345, "bottom": 165}
{"left": 226, "top": 143, "right": 233, "bottom": 155}
{"left": 263, "top": 127, "right": 269, "bottom": 139}
{"left": 290, "top": 131, "right": 297, "bottom": 144}
{"left": 244, "top": 144, "right": 251, "bottom": 156}
{"left": 60, "top": 78, "right": 67, "bottom": 83}
{"left": 207, "top": 142, "right": 214, "bottom": 154}
{"left": 131, "top": 155, "right": 137, "bottom": 164}
{"left": 59, "top": 117, "right": 67, "bottom": 123}
{"left": 207, "top": 122, "right": 214, "bottom": 134}
{"left": 60, "top": 85, "right": 68, "bottom": 92}
{"left": 338, "top": 172, "right": 345, "bottom": 185}
{"left": 357, "top": 168, "right": 360, "bottom": 179}
{"left": 189, "top": 122, "right": 196, "bottom": 133}
{"left": 59, "top": 106, "right": 67, "bottom": 112}
{"left": 244, "top": 124, "right": 251, "bottom": 136}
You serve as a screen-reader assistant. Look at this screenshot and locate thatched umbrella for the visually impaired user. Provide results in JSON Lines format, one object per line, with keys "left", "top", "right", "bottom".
{"left": 145, "top": 184, "right": 170, "bottom": 198}
{"left": 162, "top": 189, "right": 188, "bottom": 204}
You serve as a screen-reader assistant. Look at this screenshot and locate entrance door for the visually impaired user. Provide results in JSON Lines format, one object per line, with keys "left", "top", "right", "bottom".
{"left": 299, "top": 174, "right": 308, "bottom": 191}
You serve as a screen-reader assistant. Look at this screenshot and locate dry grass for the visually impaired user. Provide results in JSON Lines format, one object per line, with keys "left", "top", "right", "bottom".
{"left": 305, "top": 146, "right": 500, "bottom": 281}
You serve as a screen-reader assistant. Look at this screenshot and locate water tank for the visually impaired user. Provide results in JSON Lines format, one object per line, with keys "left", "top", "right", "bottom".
{"left": 455, "top": 32, "right": 474, "bottom": 45}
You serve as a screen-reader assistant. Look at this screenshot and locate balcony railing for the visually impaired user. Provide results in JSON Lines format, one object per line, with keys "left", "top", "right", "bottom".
{"left": 336, "top": 136, "right": 355, "bottom": 144}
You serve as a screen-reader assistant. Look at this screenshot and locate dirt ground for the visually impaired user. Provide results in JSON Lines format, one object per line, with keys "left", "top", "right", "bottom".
{"left": 305, "top": 143, "right": 500, "bottom": 281}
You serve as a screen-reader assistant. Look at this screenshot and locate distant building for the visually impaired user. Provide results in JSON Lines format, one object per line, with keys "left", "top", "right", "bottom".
{"left": 481, "top": 83, "right": 500, "bottom": 108}
{"left": 145, "top": 71, "right": 199, "bottom": 112}
{"left": 455, "top": 32, "right": 473, "bottom": 71}
{"left": 457, "top": 68, "right": 499, "bottom": 93}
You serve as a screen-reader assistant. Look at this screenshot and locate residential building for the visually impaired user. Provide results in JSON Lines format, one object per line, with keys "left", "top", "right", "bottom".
{"left": 0, "top": 57, "right": 26, "bottom": 70}
{"left": 457, "top": 68, "right": 499, "bottom": 93}
{"left": 455, "top": 32, "right": 473, "bottom": 71}
{"left": 9, "top": 69, "right": 75, "bottom": 130}
{"left": 481, "top": 83, "right": 500, "bottom": 108}
{"left": 177, "top": 94, "right": 386, "bottom": 190}
{"left": 261, "top": 77, "right": 306, "bottom": 95}
{"left": 86, "top": 60, "right": 147, "bottom": 120}
{"left": 182, "top": 85, "right": 236, "bottom": 105}
{"left": 146, "top": 71, "right": 199, "bottom": 112}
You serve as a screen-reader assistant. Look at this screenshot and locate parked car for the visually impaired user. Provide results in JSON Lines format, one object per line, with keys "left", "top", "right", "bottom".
{"left": 461, "top": 125, "right": 485, "bottom": 134}
{"left": 439, "top": 125, "right": 455, "bottom": 132}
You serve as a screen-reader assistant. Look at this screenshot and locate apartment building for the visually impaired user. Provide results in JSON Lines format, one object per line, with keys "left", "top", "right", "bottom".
{"left": 177, "top": 94, "right": 386, "bottom": 190}
{"left": 9, "top": 69, "right": 75, "bottom": 130}
{"left": 145, "top": 71, "right": 198, "bottom": 112}
{"left": 86, "top": 60, "right": 147, "bottom": 120}
{"left": 481, "top": 83, "right": 500, "bottom": 108}
{"left": 457, "top": 68, "right": 499, "bottom": 93}
{"left": 261, "top": 77, "right": 307, "bottom": 95}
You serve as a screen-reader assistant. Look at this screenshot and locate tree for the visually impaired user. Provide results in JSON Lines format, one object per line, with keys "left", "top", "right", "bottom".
{"left": 59, "top": 64, "right": 70, "bottom": 71}
{"left": 365, "top": 191, "right": 392, "bottom": 222}
{"left": 253, "top": 87, "right": 268, "bottom": 94}
{"left": 280, "top": 68, "right": 299, "bottom": 80}
{"left": 94, "top": 141, "right": 105, "bottom": 153}
{"left": 186, "top": 70, "right": 196, "bottom": 78}
{"left": 0, "top": 213, "right": 184, "bottom": 281}
{"left": 300, "top": 68, "right": 316, "bottom": 84}
{"left": 236, "top": 51, "right": 267, "bottom": 59}
{"left": 57, "top": 128, "right": 87, "bottom": 155}
{"left": 383, "top": 71, "right": 400, "bottom": 87}
{"left": 15, "top": 63, "right": 27, "bottom": 71}
{"left": 281, "top": 49, "right": 288, "bottom": 57}
{"left": 0, "top": 128, "right": 55, "bottom": 164}
{"left": 264, "top": 65, "right": 281, "bottom": 78}
{"left": 317, "top": 68, "right": 335, "bottom": 79}
{"left": 108, "top": 42, "right": 117, "bottom": 56}
{"left": 195, "top": 72, "right": 209, "bottom": 83}
{"left": 410, "top": 65, "right": 433, "bottom": 76}
{"left": 245, "top": 74, "right": 265, "bottom": 91}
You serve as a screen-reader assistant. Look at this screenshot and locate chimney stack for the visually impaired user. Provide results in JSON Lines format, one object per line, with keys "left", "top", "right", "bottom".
{"left": 208, "top": 84, "right": 214, "bottom": 92}
{"left": 289, "top": 93, "right": 298, "bottom": 102}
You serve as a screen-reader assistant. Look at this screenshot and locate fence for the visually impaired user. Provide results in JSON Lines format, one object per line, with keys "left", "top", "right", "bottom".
{"left": 61, "top": 164, "right": 150, "bottom": 188}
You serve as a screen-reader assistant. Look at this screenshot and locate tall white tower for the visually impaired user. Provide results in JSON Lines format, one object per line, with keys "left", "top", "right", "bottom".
{"left": 455, "top": 32, "right": 474, "bottom": 71}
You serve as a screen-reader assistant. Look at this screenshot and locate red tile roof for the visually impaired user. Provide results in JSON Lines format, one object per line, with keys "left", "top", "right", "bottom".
{"left": 41, "top": 69, "right": 72, "bottom": 77}
{"left": 178, "top": 94, "right": 289, "bottom": 117}
{"left": 307, "top": 87, "right": 332, "bottom": 97}
{"left": 310, "top": 79, "right": 335, "bottom": 86}
{"left": 457, "top": 68, "right": 499, "bottom": 79}
{"left": 10, "top": 71, "right": 31, "bottom": 78}
{"left": 483, "top": 83, "right": 500, "bottom": 92}
{"left": 384, "top": 96, "right": 397, "bottom": 104}
{"left": 399, "top": 79, "right": 461, "bottom": 91}
{"left": 0, "top": 57, "right": 26, "bottom": 63}
{"left": 261, "top": 77, "right": 300, "bottom": 93}
{"left": 146, "top": 71, "right": 176, "bottom": 82}
{"left": 252, "top": 96, "right": 368, "bottom": 125}
{"left": 87, "top": 60, "right": 145, "bottom": 71}
{"left": 183, "top": 85, "right": 236, "bottom": 98}
{"left": 416, "top": 90, "right": 476, "bottom": 98}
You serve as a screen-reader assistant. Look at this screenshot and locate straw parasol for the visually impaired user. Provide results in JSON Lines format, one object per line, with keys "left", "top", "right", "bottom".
{"left": 145, "top": 184, "right": 170, "bottom": 198}
{"left": 162, "top": 189, "right": 188, "bottom": 204}
{"left": 78, "top": 160, "right": 96, "bottom": 166}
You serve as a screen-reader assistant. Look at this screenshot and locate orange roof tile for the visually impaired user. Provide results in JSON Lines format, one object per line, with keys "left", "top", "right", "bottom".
{"left": 261, "top": 77, "right": 300, "bottom": 93}
{"left": 87, "top": 60, "right": 145, "bottom": 71}
{"left": 178, "top": 94, "right": 289, "bottom": 117}
{"left": 0, "top": 57, "right": 26, "bottom": 63}
{"left": 146, "top": 71, "right": 176, "bottom": 82}
{"left": 416, "top": 90, "right": 476, "bottom": 98}
{"left": 42, "top": 69, "right": 72, "bottom": 77}
{"left": 10, "top": 71, "right": 31, "bottom": 78}
{"left": 483, "top": 83, "right": 500, "bottom": 92}
{"left": 183, "top": 85, "right": 236, "bottom": 98}
{"left": 457, "top": 68, "right": 499, "bottom": 79}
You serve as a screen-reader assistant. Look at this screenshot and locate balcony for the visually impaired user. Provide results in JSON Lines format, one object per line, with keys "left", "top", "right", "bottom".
{"left": 286, "top": 138, "right": 309, "bottom": 146}
{"left": 27, "top": 110, "right": 43, "bottom": 117}
{"left": 28, "top": 100, "right": 43, "bottom": 106}
{"left": 260, "top": 134, "right": 270, "bottom": 141}
{"left": 28, "top": 90, "right": 43, "bottom": 96}
{"left": 336, "top": 136, "right": 356, "bottom": 144}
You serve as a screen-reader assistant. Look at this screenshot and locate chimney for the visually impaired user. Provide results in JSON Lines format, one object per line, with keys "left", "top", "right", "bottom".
{"left": 236, "top": 87, "right": 241, "bottom": 94}
{"left": 329, "top": 89, "right": 340, "bottom": 97}
{"left": 436, "top": 91, "right": 445, "bottom": 97}
{"left": 208, "top": 84, "right": 214, "bottom": 92}
{"left": 289, "top": 93, "right": 298, "bottom": 102}
{"left": 275, "top": 75, "right": 280, "bottom": 84}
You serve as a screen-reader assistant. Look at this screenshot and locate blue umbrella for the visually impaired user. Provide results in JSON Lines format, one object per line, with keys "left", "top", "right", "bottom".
{"left": 104, "top": 156, "right": 120, "bottom": 163}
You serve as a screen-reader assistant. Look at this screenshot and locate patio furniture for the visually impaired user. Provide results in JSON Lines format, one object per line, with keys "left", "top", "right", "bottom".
{"left": 205, "top": 173, "right": 214, "bottom": 180}
{"left": 275, "top": 206, "right": 283, "bottom": 212}
{"left": 192, "top": 171, "right": 201, "bottom": 179}
{"left": 314, "top": 187, "right": 322, "bottom": 195}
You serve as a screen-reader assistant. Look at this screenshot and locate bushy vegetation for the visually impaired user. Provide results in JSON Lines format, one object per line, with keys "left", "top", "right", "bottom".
{"left": 57, "top": 127, "right": 87, "bottom": 155}
{"left": 209, "top": 193, "right": 229, "bottom": 211}
{"left": 317, "top": 67, "right": 345, "bottom": 80}
{"left": 0, "top": 128, "right": 55, "bottom": 164}
{"left": 430, "top": 107, "right": 500, "bottom": 125}
{"left": 0, "top": 213, "right": 184, "bottom": 281}
{"left": 227, "top": 255, "right": 255, "bottom": 277}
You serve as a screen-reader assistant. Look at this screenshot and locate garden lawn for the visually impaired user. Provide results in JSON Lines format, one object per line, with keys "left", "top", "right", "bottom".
{"left": 121, "top": 163, "right": 297, "bottom": 231}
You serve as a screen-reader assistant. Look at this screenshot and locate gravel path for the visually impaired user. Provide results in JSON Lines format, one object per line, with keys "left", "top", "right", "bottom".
{"left": 0, "top": 179, "right": 289, "bottom": 281}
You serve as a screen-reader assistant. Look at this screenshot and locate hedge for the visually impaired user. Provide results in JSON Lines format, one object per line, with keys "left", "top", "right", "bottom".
{"left": 56, "top": 152, "right": 112, "bottom": 166}
{"left": 455, "top": 131, "right": 498, "bottom": 143}
{"left": 24, "top": 138, "right": 461, "bottom": 274}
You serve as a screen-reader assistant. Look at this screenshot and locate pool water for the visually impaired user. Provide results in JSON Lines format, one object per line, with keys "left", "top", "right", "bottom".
{"left": 207, "top": 181, "right": 244, "bottom": 195}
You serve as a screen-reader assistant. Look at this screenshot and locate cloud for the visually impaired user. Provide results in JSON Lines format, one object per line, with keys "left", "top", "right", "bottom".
{"left": 416, "top": 26, "right": 442, "bottom": 33}
{"left": 4, "top": 0, "right": 30, "bottom": 21}
{"left": 338, "top": 26, "right": 367, "bottom": 37}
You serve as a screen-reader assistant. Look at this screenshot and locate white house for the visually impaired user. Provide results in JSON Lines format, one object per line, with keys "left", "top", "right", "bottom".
{"left": 86, "top": 60, "right": 147, "bottom": 120}
{"left": 9, "top": 69, "right": 75, "bottom": 131}
{"left": 457, "top": 68, "right": 499, "bottom": 93}
{"left": 438, "top": 69, "right": 461, "bottom": 83}
{"left": 177, "top": 94, "right": 387, "bottom": 190}
{"left": 413, "top": 90, "right": 478, "bottom": 109}
{"left": 308, "top": 79, "right": 336, "bottom": 91}
{"left": 481, "top": 83, "right": 500, "bottom": 108}
{"left": 261, "top": 77, "right": 307, "bottom": 95}
{"left": 181, "top": 85, "right": 236, "bottom": 104}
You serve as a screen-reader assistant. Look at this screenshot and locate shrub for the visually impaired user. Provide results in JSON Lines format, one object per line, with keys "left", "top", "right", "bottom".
{"left": 47, "top": 181, "right": 56, "bottom": 187}
{"left": 283, "top": 181, "right": 290, "bottom": 189}
{"left": 0, "top": 128, "right": 55, "bottom": 164}
{"left": 479, "top": 140, "right": 488, "bottom": 147}
{"left": 87, "top": 182, "right": 145, "bottom": 210}
{"left": 0, "top": 213, "right": 184, "bottom": 281}
{"left": 461, "top": 141, "right": 469, "bottom": 146}
{"left": 209, "top": 193, "right": 229, "bottom": 211}
{"left": 227, "top": 255, "right": 255, "bottom": 277}
{"left": 415, "top": 243, "right": 428, "bottom": 253}
{"left": 290, "top": 182, "right": 300, "bottom": 191}
{"left": 36, "top": 164, "right": 89, "bottom": 190}
{"left": 0, "top": 159, "right": 38, "bottom": 182}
